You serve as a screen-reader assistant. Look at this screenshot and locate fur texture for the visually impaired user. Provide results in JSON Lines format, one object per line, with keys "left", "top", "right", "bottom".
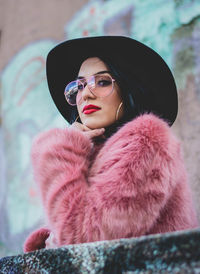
{"left": 24, "top": 114, "right": 198, "bottom": 252}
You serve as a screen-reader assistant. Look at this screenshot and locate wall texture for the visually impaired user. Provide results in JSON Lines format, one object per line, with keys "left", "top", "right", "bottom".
{"left": 1, "top": 229, "right": 200, "bottom": 273}
{"left": 0, "top": 0, "right": 200, "bottom": 257}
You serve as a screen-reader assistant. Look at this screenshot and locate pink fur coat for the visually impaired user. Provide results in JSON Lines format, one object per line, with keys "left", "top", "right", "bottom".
{"left": 24, "top": 114, "right": 198, "bottom": 252}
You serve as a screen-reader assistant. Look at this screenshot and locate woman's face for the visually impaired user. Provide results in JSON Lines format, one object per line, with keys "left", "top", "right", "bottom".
{"left": 77, "top": 57, "right": 124, "bottom": 129}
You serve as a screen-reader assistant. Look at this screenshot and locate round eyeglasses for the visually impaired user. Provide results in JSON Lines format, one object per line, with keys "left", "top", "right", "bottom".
{"left": 64, "top": 73, "right": 115, "bottom": 106}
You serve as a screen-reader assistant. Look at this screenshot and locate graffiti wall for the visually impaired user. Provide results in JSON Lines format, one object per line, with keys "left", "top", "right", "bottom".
{"left": 0, "top": 40, "right": 66, "bottom": 256}
{"left": 1, "top": 0, "right": 200, "bottom": 256}
{"left": 65, "top": 0, "right": 200, "bottom": 66}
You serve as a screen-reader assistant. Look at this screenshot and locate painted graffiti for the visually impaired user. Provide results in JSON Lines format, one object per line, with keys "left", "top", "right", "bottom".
{"left": 0, "top": 40, "right": 66, "bottom": 255}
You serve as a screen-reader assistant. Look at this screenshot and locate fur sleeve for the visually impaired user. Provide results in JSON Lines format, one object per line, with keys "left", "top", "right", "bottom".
{"left": 23, "top": 227, "right": 50, "bottom": 252}
{"left": 30, "top": 127, "right": 92, "bottom": 245}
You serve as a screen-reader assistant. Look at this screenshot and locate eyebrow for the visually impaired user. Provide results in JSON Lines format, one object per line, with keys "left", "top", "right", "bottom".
{"left": 77, "top": 70, "right": 111, "bottom": 80}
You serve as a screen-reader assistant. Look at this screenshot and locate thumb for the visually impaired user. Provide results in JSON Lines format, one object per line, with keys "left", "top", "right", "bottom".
{"left": 85, "top": 128, "right": 105, "bottom": 138}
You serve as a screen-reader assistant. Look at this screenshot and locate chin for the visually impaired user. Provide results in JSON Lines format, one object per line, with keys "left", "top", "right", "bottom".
{"left": 82, "top": 117, "right": 114, "bottom": 130}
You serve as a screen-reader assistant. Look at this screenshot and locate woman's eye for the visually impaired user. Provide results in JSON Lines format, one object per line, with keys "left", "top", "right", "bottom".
{"left": 77, "top": 80, "right": 87, "bottom": 91}
{"left": 78, "top": 84, "right": 84, "bottom": 91}
{"left": 98, "top": 80, "right": 111, "bottom": 87}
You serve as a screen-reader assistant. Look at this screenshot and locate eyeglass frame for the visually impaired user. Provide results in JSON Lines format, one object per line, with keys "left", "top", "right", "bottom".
{"left": 64, "top": 71, "right": 116, "bottom": 106}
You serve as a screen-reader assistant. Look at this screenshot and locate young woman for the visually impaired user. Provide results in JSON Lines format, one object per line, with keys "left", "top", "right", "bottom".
{"left": 24, "top": 36, "right": 198, "bottom": 252}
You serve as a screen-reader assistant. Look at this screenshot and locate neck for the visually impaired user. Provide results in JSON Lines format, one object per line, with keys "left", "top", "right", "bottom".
{"left": 103, "top": 119, "right": 125, "bottom": 139}
{"left": 92, "top": 121, "right": 123, "bottom": 145}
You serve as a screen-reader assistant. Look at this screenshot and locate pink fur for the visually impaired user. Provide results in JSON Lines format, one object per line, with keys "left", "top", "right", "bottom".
{"left": 24, "top": 114, "right": 198, "bottom": 252}
{"left": 24, "top": 227, "right": 50, "bottom": 252}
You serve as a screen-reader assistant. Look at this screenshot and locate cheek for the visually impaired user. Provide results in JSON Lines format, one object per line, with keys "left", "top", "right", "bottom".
{"left": 76, "top": 92, "right": 82, "bottom": 104}
{"left": 100, "top": 101, "right": 118, "bottom": 122}
{"left": 77, "top": 103, "right": 82, "bottom": 118}
{"left": 107, "top": 92, "right": 122, "bottom": 112}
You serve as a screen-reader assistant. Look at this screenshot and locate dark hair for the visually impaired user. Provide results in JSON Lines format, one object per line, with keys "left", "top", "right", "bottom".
{"left": 70, "top": 55, "right": 152, "bottom": 138}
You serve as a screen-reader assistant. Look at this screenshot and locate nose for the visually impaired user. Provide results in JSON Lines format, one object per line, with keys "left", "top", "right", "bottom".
{"left": 81, "top": 83, "right": 96, "bottom": 101}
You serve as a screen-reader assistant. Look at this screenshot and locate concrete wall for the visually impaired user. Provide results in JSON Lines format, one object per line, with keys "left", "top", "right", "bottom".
{"left": 0, "top": 0, "right": 200, "bottom": 257}
{"left": 1, "top": 229, "right": 200, "bottom": 273}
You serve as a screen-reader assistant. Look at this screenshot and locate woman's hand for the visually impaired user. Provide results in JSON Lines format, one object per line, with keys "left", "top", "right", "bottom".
{"left": 70, "top": 122, "right": 105, "bottom": 140}
{"left": 45, "top": 232, "right": 58, "bottom": 249}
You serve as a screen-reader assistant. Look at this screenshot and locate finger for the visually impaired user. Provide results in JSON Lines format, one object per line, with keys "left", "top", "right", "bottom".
{"left": 75, "top": 122, "right": 95, "bottom": 132}
{"left": 71, "top": 122, "right": 89, "bottom": 132}
{"left": 85, "top": 128, "right": 105, "bottom": 139}
{"left": 82, "top": 125, "right": 92, "bottom": 131}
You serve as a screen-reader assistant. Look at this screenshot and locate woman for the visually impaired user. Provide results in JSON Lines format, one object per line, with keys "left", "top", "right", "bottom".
{"left": 24, "top": 36, "right": 198, "bottom": 252}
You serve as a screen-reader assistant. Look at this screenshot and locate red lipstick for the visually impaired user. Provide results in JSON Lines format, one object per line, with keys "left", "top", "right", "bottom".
{"left": 83, "top": 104, "right": 101, "bottom": 114}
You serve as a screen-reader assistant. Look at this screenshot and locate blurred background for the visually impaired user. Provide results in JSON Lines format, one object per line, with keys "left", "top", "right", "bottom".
{"left": 0, "top": 0, "right": 200, "bottom": 257}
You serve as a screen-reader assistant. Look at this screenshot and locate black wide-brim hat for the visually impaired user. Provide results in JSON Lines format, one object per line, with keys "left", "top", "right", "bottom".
{"left": 46, "top": 36, "right": 178, "bottom": 125}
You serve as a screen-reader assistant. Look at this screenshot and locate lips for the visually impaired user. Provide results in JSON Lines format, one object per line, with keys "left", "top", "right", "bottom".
{"left": 83, "top": 104, "right": 101, "bottom": 114}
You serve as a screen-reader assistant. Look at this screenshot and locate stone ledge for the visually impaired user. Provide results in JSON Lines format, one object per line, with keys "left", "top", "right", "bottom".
{"left": 0, "top": 229, "right": 200, "bottom": 273}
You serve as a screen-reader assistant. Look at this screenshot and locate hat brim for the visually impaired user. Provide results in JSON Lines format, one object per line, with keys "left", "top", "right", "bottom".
{"left": 46, "top": 36, "right": 178, "bottom": 125}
